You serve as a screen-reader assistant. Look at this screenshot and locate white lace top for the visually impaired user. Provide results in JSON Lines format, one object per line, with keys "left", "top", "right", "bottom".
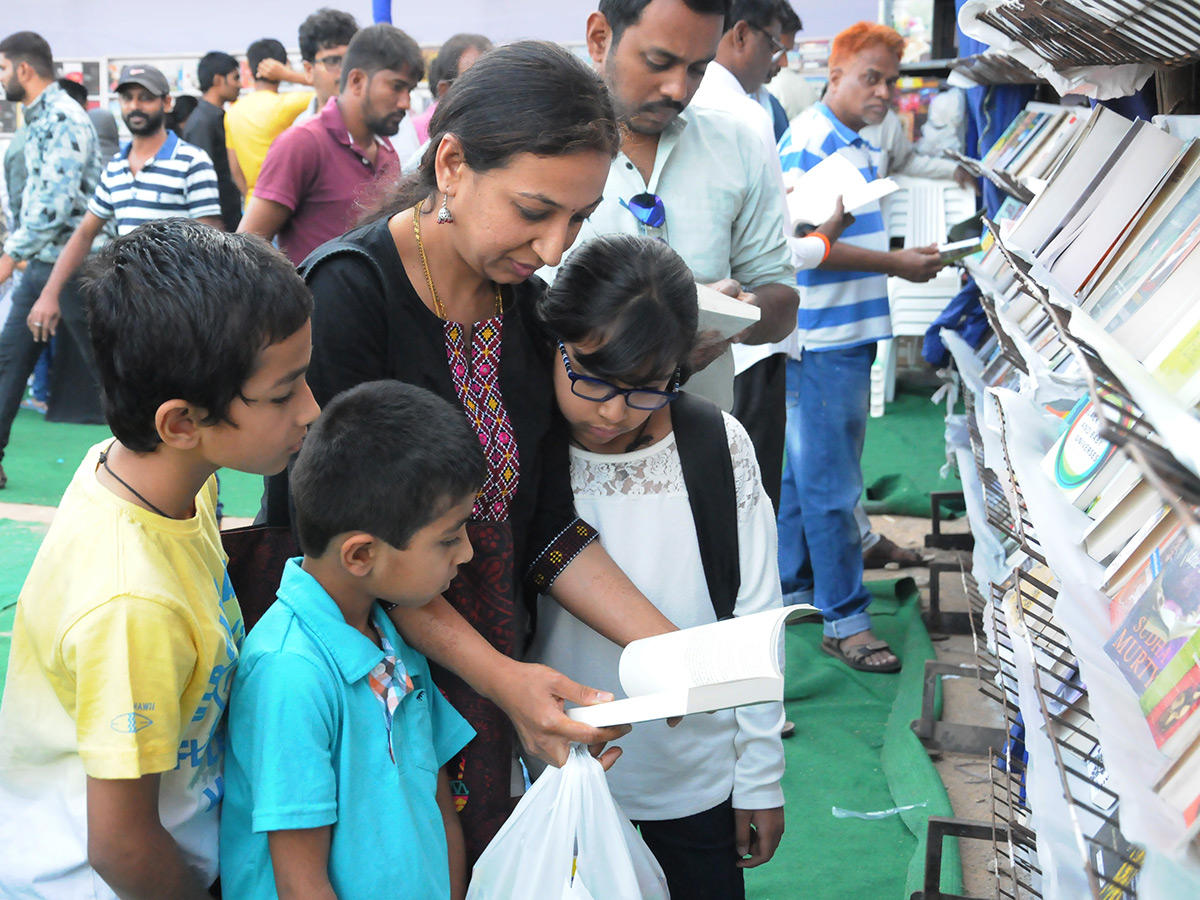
{"left": 526, "top": 411, "right": 785, "bottom": 819}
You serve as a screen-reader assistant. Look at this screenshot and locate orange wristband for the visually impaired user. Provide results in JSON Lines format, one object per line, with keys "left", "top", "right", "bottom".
{"left": 811, "top": 231, "right": 831, "bottom": 262}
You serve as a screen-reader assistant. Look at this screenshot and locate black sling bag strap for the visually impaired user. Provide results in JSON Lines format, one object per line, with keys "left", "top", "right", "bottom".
{"left": 670, "top": 392, "right": 741, "bottom": 620}
{"left": 261, "top": 242, "right": 389, "bottom": 529}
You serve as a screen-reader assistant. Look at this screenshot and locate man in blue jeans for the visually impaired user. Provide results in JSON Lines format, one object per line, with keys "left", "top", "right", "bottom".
{"left": 0, "top": 31, "right": 100, "bottom": 489}
{"left": 776, "top": 21, "right": 944, "bottom": 672}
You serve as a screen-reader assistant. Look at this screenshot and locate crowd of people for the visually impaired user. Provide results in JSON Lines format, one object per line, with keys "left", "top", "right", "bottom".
{"left": 0, "top": 1, "right": 970, "bottom": 898}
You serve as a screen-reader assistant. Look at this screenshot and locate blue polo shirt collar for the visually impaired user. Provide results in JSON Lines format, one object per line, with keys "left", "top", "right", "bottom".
{"left": 117, "top": 129, "right": 181, "bottom": 161}
{"left": 814, "top": 102, "right": 880, "bottom": 152}
{"left": 275, "top": 558, "right": 387, "bottom": 684}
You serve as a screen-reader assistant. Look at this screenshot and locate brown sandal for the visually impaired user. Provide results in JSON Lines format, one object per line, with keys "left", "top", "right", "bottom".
{"left": 862, "top": 535, "right": 927, "bottom": 569}
{"left": 821, "top": 635, "right": 902, "bottom": 673}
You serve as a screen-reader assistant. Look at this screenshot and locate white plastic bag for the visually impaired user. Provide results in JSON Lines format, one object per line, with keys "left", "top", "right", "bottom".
{"left": 466, "top": 744, "right": 670, "bottom": 900}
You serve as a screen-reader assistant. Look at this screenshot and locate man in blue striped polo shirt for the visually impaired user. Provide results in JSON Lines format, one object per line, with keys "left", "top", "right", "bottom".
{"left": 776, "top": 22, "right": 943, "bottom": 674}
{"left": 28, "top": 65, "right": 222, "bottom": 346}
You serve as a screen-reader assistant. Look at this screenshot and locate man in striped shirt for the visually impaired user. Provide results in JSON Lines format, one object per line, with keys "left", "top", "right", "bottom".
{"left": 776, "top": 22, "right": 943, "bottom": 674}
{"left": 28, "top": 65, "right": 222, "bottom": 349}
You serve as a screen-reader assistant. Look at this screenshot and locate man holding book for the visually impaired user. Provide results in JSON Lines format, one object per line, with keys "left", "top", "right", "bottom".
{"left": 547, "top": 0, "right": 830, "bottom": 419}
{"left": 776, "top": 22, "right": 945, "bottom": 673}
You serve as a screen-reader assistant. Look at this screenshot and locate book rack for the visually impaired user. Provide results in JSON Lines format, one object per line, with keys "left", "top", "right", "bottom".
{"left": 948, "top": 151, "right": 1037, "bottom": 204}
{"left": 952, "top": 52, "right": 1045, "bottom": 86}
{"left": 934, "top": 100, "right": 1200, "bottom": 886}
{"left": 981, "top": 218, "right": 1200, "bottom": 515}
{"left": 972, "top": 0, "right": 1200, "bottom": 70}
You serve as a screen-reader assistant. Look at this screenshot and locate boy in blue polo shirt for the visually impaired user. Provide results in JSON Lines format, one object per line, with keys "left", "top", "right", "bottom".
{"left": 220, "top": 381, "right": 481, "bottom": 900}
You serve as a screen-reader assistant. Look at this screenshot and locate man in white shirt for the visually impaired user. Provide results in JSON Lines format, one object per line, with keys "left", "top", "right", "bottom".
{"left": 765, "top": 5, "right": 816, "bottom": 124}
{"left": 553, "top": 0, "right": 819, "bottom": 429}
{"left": 862, "top": 107, "right": 977, "bottom": 189}
{"left": 689, "top": 0, "right": 791, "bottom": 508}
{"left": 260, "top": 8, "right": 357, "bottom": 127}
{"left": 690, "top": 0, "right": 783, "bottom": 163}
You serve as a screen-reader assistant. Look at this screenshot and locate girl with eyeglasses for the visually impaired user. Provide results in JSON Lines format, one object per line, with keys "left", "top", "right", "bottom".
{"left": 263, "top": 40, "right": 682, "bottom": 866}
{"left": 527, "top": 233, "right": 787, "bottom": 900}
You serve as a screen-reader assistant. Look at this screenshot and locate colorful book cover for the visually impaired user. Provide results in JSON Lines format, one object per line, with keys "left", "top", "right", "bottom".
{"left": 1038, "top": 391, "right": 1132, "bottom": 511}
{"left": 981, "top": 111, "right": 1036, "bottom": 168}
{"left": 1144, "top": 642, "right": 1200, "bottom": 751}
{"left": 1105, "top": 525, "right": 1200, "bottom": 696}
{"left": 995, "top": 113, "right": 1051, "bottom": 172}
{"left": 1089, "top": 175, "right": 1200, "bottom": 328}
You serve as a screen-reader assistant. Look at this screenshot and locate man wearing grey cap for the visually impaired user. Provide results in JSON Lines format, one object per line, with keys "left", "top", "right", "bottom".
{"left": 27, "top": 64, "right": 222, "bottom": 364}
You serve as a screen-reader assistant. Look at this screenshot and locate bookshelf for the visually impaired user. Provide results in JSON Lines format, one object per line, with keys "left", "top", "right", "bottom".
{"left": 963, "top": 0, "right": 1200, "bottom": 71}
{"left": 939, "top": 100, "right": 1200, "bottom": 899}
{"left": 951, "top": 52, "right": 1043, "bottom": 87}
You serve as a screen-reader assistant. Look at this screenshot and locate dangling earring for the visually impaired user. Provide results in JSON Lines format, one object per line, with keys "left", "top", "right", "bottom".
{"left": 437, "top": 193, "right": 454, "bottom": 225}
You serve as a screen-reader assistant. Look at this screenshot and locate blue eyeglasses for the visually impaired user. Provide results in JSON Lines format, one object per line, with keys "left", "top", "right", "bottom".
{"left": 558, "top": 342, "right": 679, "bottom": 411}
{"left": 619, "top": 192, "right": 666, "bottom": 230}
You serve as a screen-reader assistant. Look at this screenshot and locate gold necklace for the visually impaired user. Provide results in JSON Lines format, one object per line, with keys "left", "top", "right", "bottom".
{"left": 412, "top": 205, "right": 503, "bottom": 321}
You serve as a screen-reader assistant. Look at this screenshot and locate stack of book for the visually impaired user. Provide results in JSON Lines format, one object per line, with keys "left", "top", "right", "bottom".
{"left": 948, "top": 102, "right": 1085, "bottom": 202}
{"left": 960, "top": 100, "right": 1200, "bottom": 840}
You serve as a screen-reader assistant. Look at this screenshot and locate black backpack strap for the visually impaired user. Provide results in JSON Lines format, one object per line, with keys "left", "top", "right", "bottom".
{"left": 299, "top": 240, "right": 388, "bottom": 287}
{"left": 672, "top": 392, "right": 741, "bottom": 620}
{"left": 260, "top": 242, "right": 391, "bottom": 530}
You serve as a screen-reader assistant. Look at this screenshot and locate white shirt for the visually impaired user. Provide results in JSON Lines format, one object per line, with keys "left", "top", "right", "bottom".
{"left": 292, "top": 93, "right": 322, "bottom": 128}
{"left": 766, "top": 67, "right": 817, "bottom": 123}
{"left": 692, "top": 62, "right": 779, "bottom": 170}
{"left": 691, "top": 63, "right": 827, "bottom": 370}
{"left": 541, "top": 105, "right": 794, "bottom": 407}
{"left": 526, "top": 412, "right": 785, "bottom": 819}
{"left": 860, "top": 109, "right": 960, "bottom": 181}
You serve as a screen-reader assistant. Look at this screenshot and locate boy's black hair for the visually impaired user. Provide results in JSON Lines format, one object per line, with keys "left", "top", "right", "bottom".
{"left": 338, "top": 23, "right": 424, "bottom": 91}
{"left": 247, "top": 38, "right": 288, "bottom": 81}
{"left": 79, "top": 218, "right": 312, "bottom": 453}
{"left": 197, "top": 51, "right": 239, "bottom": 91}
{"left": 599, "top": 0, "right": 731, "bottom": 46}
{"left": 537, "top": 234, "right": 698, "bottom": 386}
{"left": 290, "top": 381, "right": 486, "bottom": 557}
{"left": 299, "top": 8, "right": 359, "bottom": 63}
{"left": 0, "top": 31, "right": 54, "bottom": 78}
{"left": 56, "top": 77, "right": 88, "bottom": 109}
{"left": 729, "top": 0, "right": 782, "bottom": 32}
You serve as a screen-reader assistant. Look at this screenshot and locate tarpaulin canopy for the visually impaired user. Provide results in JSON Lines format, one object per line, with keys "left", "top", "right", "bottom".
{"left": 7, "top": 0, "right": 878, "bottom": 59}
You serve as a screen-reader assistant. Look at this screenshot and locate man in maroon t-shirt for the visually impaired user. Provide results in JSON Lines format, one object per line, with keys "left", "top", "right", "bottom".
{"left": 238, "top": 23, "right": 422, "bottom": 264}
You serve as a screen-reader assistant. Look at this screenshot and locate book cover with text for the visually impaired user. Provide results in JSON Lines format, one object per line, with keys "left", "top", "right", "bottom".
{"left": 1105, "top": 525, "right": 1200, "bottom": 696}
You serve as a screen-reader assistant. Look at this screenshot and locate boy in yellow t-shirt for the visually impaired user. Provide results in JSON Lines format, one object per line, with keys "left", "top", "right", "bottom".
{"left": 224, "top": 37, "right": 314, "bottom": 199}
{"left": 0, "top": 219, "right": 319, "bottom": 899}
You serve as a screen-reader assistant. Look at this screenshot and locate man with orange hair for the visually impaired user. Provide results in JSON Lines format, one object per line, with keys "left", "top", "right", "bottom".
{"left": 775, "top": 21, "right": 944, "bottom": 673}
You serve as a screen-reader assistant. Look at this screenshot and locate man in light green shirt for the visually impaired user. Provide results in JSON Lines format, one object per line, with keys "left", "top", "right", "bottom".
{"left": 544, "top": 0, "right": 799, "bottom": 417}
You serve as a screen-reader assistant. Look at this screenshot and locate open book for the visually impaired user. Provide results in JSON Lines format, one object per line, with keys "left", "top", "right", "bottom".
{"left": 696, "top": 282, "right": 761, "bottom": 341}
{"left": 566, "top": 605, "right": 817, "bottom": 727}
{"left": 784, "top": 152, "right": 897, "bottom": 229}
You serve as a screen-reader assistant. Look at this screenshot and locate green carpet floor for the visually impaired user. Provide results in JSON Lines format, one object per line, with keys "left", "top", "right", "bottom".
{"left": 1, "top": 408, "right": 266, "bottom": 515}
{"left": 0, "top": 518, "right": 47, "bottom": 680}
{"left": 745, "top": 578, "right": 960, "bottom": 899}
{"left": 863, "top": 387, "right": 962, "bottom": 518}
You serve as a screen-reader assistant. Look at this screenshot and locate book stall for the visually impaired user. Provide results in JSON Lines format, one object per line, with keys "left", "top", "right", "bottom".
{"left": 932, "top": 3, "right": 1200, "bottom": 897}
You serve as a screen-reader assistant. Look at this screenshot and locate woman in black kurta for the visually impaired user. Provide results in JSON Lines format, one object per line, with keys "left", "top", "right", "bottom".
{"left": 291, "top": 42, "right": 677, "bottom": 863}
